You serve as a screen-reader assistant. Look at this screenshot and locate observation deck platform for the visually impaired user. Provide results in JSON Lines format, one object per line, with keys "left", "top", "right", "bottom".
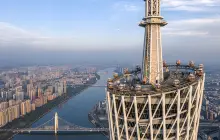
{"left": 107, "top": 64, "right": 204, "bottom": 96}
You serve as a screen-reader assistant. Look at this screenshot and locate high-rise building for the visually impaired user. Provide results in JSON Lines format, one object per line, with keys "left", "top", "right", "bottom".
{"left": 0, "top": 102, "right": 9, "bottom": 110}
{"left": 1, "top": 91, "right": 8, "bottom": 99}
{"left": 12, "top": 94, "right": 16, "bottom": 100}
{"left": 58, "top": 82, "right": 63, "bottom": 96}
{"left": 34, "top": 98, "right": 42, "bottom": 107}
{"left": 27, "top": 84, "right": 32, "bottom": 97}
{"left": 30, "top": 88, "right": 36, "bottom": 100}
{"left": 37, "top": 87, "right": 42, "bottom": 97}
{"left": 9, "top": 99, "right": 16, "bottom": 107}
{"left": 16, "top": 91, "right": 24, "bottom": 101}
{"left": 15, "top": 86, "right": 22, "bottom": 94}
{"left": 20, "top": 101, "right": 26, "bottom": 116}
{"left": 205, "top": 99, "right": 209, "bottom": 119}
{"left": 14, "top": 104, "right": 20, "bottom": 119}
{"left": 43, "top": 96, "right": 47, "bottom": 105}
{"left": 31, "top": 103, "right": 36, "bottom": 111}
{"left": 47, "top": 86, "right": 53, "bottom": 93}
{"left": 7, "top": 91, "right": 13, "bottom": 100}
{"left": 25, "top": 100, "right": 31, "bottom": 113}
{"left": 106, "top": 0, "right": 205, "bottom": 140}
{"left": 55, "top": 82, "right": 59, "bottom": 93}
{"left": 0, "top": 111, "right": 4, "bottom": 127}
{"left": 6, "top": 105, "right": 19, "bottom": 122}
{"left": 0, "top": 109, "right": 8, "bottom": 127}
{"left": 63, "top": 80, "right": 67, "bottom": 94}
{"left": 7, "top": 107, "right": 13, "bottom": 122}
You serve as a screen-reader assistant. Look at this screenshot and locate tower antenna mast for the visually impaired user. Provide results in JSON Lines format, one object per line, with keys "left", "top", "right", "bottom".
{"left": 139, "top": 0, "right": 167, "bottom": 84}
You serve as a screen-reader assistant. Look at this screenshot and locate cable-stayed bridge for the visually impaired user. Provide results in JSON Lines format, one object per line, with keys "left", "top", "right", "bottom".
{"left": 0, "top": 112, "right": 108, "bottom": 134}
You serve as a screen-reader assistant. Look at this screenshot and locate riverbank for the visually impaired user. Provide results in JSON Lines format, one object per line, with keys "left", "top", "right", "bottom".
{"left": 0, "top": 75, "right": 99, "bottom": 140}
{"left": 88, "top": 103, "right": 109, "bottom": 139}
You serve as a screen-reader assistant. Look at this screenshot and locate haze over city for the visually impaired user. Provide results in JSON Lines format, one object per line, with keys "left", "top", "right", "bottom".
{"left": 0, "top": 0, "right": 219, "bottom": 66}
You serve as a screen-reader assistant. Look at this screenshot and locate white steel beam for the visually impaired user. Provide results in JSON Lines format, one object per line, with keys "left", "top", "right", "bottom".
{"left": 121, "top": 96, "right": 129, "bottom": 140}
{"left": 156, "top": 0, "right": 159, "bottom": 15}
{"left": 148, "top": 95, "right": 154, "bottom": 140}
{"left": 152, "top": 96, "right": 162, "bottom": 118}
{"left": 154, "top": 121, "right": 163, "bottom": 140}
{"left": 192, "top": 81, "right": 201, "bottom": 140}
{"left": 180, "top": 112, "right": 188, "bottom": 134}
{"left": 162, "top": 93, "right": 166, "bottom": 139}
{"left": 134, "top": 96, "right": 141, "bottom": 140}
{"left": 126, "top": 100, "right": 134, "bottom": 118}
{"left": 180, "top": 88, "right": 190, "bottom": 111}
{"left": 167, "top": 118, "right": 177, "bottom": 138}
{"left": 142, "top": 31, "right": 146, "bottom": 79}
{"left": 117, "top": 99, "right": 124, "bottom": 139}
{"left": 157, "top": 25, "right": 160, "bottom": 81}
{"left": 165, "top": 92, "right": 178, "bottom": 116}
{"left": 149, "top": 25, "right": 152, "bottom": 82}
{"left": 107, "top": 92, "right": 115, "bottom": 140}
{"left": 187, "top": 86, "right": 192, "bottom": 140}
{"left": 151, "top": 0, "right": 153, "bottom": 15}
{"left": 159, "top": 26, "right": 163, "bottom": 81}
{"left": 195, "top": 74, "right": 206, "bottom": 140}
{"left": 145, "top": 0, "right": 148, "bottom": 17}
{"left": 138, "top": 99, "right": 149, "bottom": 120}
{"left": 112, "top": 94, "right": 120, "bottom": 139}
{"left": 177, "top": 90, "right": 180, "bottom": 140}
{"left": 191, "top": 82, "right": 200, "bottom": 106}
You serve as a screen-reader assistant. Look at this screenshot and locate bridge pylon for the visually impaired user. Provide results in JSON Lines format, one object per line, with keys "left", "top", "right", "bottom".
{"left": 55, "top": 112, "right": 58, "bottom": 134}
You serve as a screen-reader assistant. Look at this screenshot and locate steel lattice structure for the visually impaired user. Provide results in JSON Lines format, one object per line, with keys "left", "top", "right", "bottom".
{"left": 106, "top": 0, "right": 205, "bottom": 140}
{"left": 107, "top": 73, "right": 205, "bottom": 140}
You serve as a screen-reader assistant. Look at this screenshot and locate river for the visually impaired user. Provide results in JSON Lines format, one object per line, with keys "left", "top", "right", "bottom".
{"left": 13, "top": 68, "right": 114, "bottom": 140}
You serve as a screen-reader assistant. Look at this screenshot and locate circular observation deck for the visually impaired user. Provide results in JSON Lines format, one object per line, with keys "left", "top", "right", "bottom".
{"left": 106, "top": 63, "right": 205, "bottom": 140}
{"left": 107, "top": 64, "right": 204, "bottom": 96}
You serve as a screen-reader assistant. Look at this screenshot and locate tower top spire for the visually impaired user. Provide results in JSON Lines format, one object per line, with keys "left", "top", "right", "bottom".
{"left": 140, "top": 0, "right": 167, "bottom": 84}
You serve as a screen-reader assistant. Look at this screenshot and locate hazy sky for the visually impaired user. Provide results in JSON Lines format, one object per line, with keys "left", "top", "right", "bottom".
{"left": 0, "top": 0, "right": 219, "bottom": 66}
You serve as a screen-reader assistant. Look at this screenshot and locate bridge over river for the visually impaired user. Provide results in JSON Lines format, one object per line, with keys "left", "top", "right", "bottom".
{"left": 0, "top": 112, "right": 108, "bottom": 135}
